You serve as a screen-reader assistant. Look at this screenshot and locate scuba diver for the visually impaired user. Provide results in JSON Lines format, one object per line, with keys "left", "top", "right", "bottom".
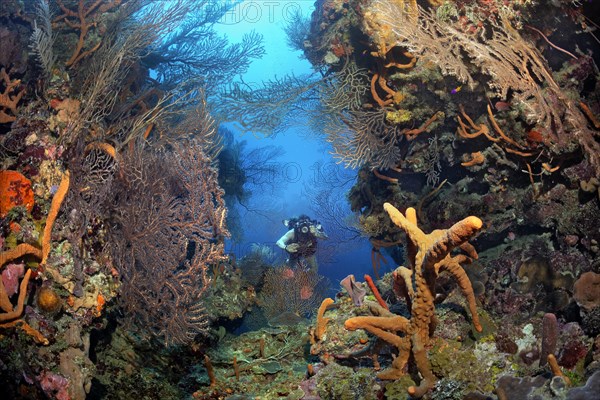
{"left": 276, "top": 215, "right": 328, "bottom": 272}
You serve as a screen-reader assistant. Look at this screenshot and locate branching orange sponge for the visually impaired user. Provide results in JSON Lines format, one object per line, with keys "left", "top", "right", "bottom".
{"left": 345, "top": 203, "right": 483, "bottom": 398}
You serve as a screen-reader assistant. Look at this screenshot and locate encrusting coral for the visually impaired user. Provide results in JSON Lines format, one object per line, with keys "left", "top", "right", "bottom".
{"left": 345, "top": 203, "right": 483, "bottom": 398}
{"left": 0, "top": 170, "right": 34, "bottom": 217}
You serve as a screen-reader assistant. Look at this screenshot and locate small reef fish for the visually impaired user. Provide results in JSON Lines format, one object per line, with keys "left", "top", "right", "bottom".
{"left": 450, "top": 85, "right": 462, "bottom": 94}
{"left": 494, "top": 101, "right": 512, "bottom": 111}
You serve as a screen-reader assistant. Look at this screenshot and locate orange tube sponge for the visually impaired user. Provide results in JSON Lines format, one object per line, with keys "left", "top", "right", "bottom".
{"left": 41, "top": 170, "right": 70, "bottom": 265}
{"left": 315, "top": 298, "right": 334, "bottom": 341}
{"left": 364, "top": 274, "right": 388, "bottom": 310}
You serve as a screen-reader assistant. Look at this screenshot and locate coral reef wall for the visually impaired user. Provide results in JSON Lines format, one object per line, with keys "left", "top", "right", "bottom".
{"left": 299, "top": 0, "right": 600, "bottom": 398}
{"left": 0, "top": 1, "right": 252, "bottom": 398}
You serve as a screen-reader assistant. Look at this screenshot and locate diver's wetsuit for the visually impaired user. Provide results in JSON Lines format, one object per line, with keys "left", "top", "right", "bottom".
{"left": 276, "top": 217, "right": 325, "bottom": 272}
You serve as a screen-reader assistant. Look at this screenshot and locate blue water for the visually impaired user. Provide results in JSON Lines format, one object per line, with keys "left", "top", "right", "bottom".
{"left": 216, "top": 2, "right": 383, "bottom": 285}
